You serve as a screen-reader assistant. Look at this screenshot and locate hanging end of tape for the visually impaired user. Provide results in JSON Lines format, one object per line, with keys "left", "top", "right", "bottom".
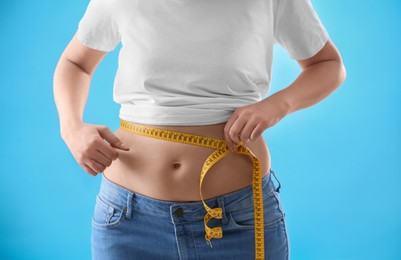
{"left": 205, "top": 234, "right": 213, "bottom": 248}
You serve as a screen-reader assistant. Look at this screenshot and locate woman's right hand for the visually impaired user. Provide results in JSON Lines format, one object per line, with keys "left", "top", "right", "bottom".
{"left": 61, "top": 122, "right": 130, "bottom": 176}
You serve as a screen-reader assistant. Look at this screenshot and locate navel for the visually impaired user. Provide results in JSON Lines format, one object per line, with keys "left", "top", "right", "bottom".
{"left": 172, "top": 161, "right": 182, "bottom": 169}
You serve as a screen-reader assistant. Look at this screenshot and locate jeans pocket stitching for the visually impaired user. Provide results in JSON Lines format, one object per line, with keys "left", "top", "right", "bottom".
{"left": 226, "top": 188, "right": 275, "bottom": 214}
{"left": 272, "top": 191, "right": 285, "bottom": 218}
{"left": 227, "top": 210, "right": 283, "bottom": 231}
{"left": 92, "top": 195, "right": 126, "bottom": 228}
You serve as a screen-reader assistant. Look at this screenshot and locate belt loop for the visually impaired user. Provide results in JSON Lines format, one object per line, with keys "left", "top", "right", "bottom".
{"left": 270, "top": 168, "right": 281, "bottom": 193}
{"left": 217, "top": 196, "right": 228, "bottom": 225}
{"left": 125, "top": 192, "right": 134, "bottom": 219}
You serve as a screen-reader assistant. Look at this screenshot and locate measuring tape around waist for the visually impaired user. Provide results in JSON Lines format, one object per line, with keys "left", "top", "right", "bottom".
{"left": 120, "top": 119, "right": 265, "bottom": 259}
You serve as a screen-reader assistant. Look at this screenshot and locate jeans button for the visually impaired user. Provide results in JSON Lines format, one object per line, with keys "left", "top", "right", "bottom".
{"left": 174, "top": 207, "right": 184, "bottom": 216}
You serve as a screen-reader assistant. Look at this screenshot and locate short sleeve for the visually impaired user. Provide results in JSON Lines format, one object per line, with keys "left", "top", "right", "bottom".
{"left": 273, "top": 0, "right": 330, "bottom": 60}
{"left": 76, "top": 0, "right": 121, "bottom": 52}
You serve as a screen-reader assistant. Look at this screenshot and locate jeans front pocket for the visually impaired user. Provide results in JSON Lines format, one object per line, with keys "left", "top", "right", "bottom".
{"left": 91, "top": 194, "right": 127, "bottom": 229}
{"left": 227, "top": 187, "right": 284, "bottom": 231}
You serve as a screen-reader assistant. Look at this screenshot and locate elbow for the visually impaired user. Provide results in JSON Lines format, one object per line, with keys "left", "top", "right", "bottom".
{"left": 335, "top": 59, "right": 347, "bottom": 87}
{"left": 339, "top": 61, "right": 347, "bottom": 84}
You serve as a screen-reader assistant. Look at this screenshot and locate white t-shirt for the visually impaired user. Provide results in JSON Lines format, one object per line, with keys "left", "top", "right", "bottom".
{"left": 76, "top": 0, "right": 330, "bottom": 126}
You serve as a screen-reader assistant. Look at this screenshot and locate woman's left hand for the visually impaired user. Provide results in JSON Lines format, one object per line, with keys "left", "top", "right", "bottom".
{"left": 224, "top": 95, "right": 290, "bottom": 152}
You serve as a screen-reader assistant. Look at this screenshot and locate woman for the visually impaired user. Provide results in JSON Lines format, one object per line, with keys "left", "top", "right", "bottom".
{"left": 53, "top": 0, "right": 346, "bottom": 259}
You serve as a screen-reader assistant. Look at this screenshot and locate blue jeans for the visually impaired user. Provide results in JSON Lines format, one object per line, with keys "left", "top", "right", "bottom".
{"left": 91, "top": 168, "right": 290, "bottom": 260}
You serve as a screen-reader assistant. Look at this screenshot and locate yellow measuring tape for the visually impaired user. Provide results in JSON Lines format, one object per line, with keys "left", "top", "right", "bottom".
{"left": 120, "top": 119, "right": 265, "bottom": 259}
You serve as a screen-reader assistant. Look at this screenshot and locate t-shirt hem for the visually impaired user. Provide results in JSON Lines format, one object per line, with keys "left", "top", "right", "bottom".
{"left": 118, "top": 114, "right": 231, "bottom": 126}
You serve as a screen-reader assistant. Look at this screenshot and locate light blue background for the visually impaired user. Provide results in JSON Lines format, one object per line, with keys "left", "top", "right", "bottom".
{"left": 0, "top": 0, "right": 400, "bottom": 259}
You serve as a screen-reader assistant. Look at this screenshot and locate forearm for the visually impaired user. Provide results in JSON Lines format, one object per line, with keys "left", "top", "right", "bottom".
{"left": 53, "top": 58, "right": 91, "bottom": 139}
{"left": 268, "top": 59, "right": 346, "bottom": 117}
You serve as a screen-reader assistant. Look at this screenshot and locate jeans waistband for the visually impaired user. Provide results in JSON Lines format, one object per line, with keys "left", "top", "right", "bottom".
{"left": 98, "top": 168, "right": 277, "bottom": 221}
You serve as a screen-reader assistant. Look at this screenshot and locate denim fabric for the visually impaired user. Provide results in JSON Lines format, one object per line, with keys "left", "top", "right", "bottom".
{"left": 91, "top": 168, "right": 290, "bottom": 260}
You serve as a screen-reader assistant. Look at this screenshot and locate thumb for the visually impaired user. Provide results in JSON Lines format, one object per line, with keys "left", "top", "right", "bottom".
{"left": 97, "top": 126, "right": 130, "bottom": 151}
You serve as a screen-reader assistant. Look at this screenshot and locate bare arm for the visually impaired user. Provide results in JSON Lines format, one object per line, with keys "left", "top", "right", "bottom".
{"left": 265, "top": 39, "right": 347, "bottom": 116}
{"left": 53, "top": 33, "right": 106, "bottom": 138}
{"left": 53, "top": 33, "right": 128, "bottom": 176}
{"left": 224, "top": 39, "right": 347, "bottom": 149}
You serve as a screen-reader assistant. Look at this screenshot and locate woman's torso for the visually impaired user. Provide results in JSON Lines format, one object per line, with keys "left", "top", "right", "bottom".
{"left": 103, "top": 121, "right": 271, "bottom": 202}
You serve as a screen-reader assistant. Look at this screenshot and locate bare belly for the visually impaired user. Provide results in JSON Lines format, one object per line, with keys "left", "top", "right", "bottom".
{"left": 103, "top": 121, "right": 271, "bottom": 202}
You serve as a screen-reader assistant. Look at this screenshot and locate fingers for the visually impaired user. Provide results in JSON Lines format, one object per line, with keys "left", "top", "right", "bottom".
{"left": 224, "top": 112, "right": 251, "bottom": 151}
{"left": 249, "top": 123, "right": 264, "bottom": 142}
{"left": 87, "top": 134, "right": 122, "bottom": 173}
{"left": 87, "top": 158, "right": 106, "bottom": 175}
{"left": 92, "top": 148, "right": 113, "bottom": 169}
{"left": 224, "top": 113, "right": 239, "bottom": 151}
{"left": 240, "top": 120, "right": 257, "bottom": 143}
{"left": 82, "top": 163, "right": 98, "bottom": 176}
{"left": 69, "top": 123, "right": 129, "bottom": 176}
{"left": 229, "top": 119, "right": 246, "bottom": 144}
{"left": 97, "top": 125, "right": 130, "bottom": 151}
{"left": 97, "top": 138, "right": 119, "bottom": 161}
{"left": 84, "top": 141, "right": 124, "bottom": 175}
{"left": 224, "top": 110, "right": 260, "bottom": 152}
